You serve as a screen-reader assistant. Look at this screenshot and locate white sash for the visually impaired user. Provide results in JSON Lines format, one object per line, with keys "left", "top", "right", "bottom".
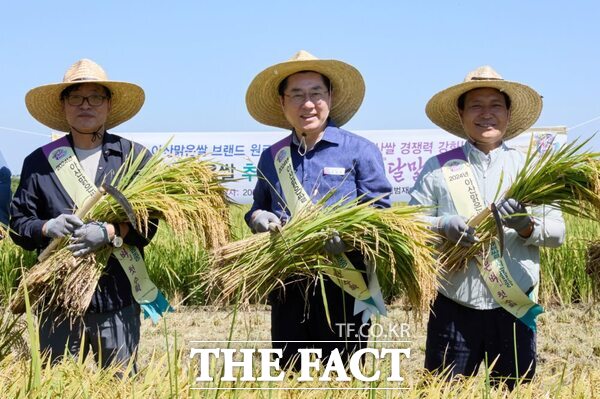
{"left": 42, "top": 136, "right": 172, "bottom": 323}
{"left": 270, "top": 136, "right": 386, "bottom": 322}
{"left": 438, "top": 147, "right": 542, "bottom": 331}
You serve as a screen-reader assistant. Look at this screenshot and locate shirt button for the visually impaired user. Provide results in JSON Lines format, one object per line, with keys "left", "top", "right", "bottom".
{"left": 104, "top": 150, "right": 109, "bottom": 156}
{"left": 99, "top": 166, "right": 103, "bottom": 170}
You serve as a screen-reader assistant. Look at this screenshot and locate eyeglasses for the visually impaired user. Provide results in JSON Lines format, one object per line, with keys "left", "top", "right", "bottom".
{"left": 284, "top": 90, "right": 329, "bottom": 106}
{"left": 65, "top": 94, "right": 108, "bottom": 107}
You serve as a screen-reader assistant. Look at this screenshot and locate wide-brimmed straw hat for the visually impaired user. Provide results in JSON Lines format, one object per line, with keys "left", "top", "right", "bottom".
{"left": 25, "top": 59, "right": 145, "bottom": 132}
{"left": 425, "top": 65, "right": 542, "bottom": 140}
{"left": 246, "top": 50, "right": 365, "bottom": 130}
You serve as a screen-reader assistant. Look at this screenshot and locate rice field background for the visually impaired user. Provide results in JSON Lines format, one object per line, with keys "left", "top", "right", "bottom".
{"left": 0, "top": 206, "right": 599, "bottom": 397}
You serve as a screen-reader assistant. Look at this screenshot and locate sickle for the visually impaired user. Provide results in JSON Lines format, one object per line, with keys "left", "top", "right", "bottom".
{"left": 102, "top": 182, "right": 137, "bottom": 230}
{"left": 490, "top": 202, "right": 505, "bottom": 255}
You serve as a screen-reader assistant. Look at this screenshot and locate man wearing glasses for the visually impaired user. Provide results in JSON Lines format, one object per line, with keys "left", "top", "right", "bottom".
{"left": 11, "top": 59, "right": 157, "bottom": 374}
{"left": 245, "top": 50, "right": 392, "bottom": 370}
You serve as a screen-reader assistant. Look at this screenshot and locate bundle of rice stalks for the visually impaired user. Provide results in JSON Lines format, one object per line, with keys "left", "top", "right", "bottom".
{"left": 91, "top": 146, "right": 231, "bottom": 248}
{"left": 585, "top": 240, "right": 600, "bottom": 300}
{"left": 207, "top": 198, "right": 439, "bottom": 314}
{"left": 10, "top": 143, "right": 231, "bottom": 316}
{"left": 442, "top": 138, "right": 600, "bottom": 270}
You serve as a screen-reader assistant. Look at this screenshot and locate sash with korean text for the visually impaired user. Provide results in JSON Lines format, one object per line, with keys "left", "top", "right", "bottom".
{"left": 270, "top": 136, "right": 386, "bottom": 322}
{"left": 43, "top": 136, "right": 172, "bottom": 323}
{"left": 438, "top": 147, "right": 543, "bottom": 331}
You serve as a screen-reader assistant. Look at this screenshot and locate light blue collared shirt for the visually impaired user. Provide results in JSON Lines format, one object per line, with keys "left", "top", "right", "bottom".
{"left": 409, "top": 141, "right": 566, "bottom": 309}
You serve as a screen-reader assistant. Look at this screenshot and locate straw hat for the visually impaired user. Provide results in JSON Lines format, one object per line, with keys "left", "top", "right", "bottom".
{"left": 25, "top": 59, "right": 145, "bottom": 132}
{"left": 246, "top": 50, "right": 365, "bottom": 130}
{"left": 425, "top": 66, "right": 542, "bottom": 140}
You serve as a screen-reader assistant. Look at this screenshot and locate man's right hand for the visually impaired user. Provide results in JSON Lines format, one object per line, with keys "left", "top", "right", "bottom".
{"left": 43, "top": 214, "right": 84, "bottom": 238}
{"left": 250, "top": 210, "right": 282, "bottom": 233}
{"left": 440, "top": 215, "right": 479, "bottom": 247}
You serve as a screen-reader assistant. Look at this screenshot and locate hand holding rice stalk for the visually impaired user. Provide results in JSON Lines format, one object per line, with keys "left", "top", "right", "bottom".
{"left": 442, "top": 138, "right": 600, "bottom": 270}
{"left": 207, "top": 197, "right": 440, "bottom": 314}
{"left": 10, "top": 142, "right": 231, "bottom": 316}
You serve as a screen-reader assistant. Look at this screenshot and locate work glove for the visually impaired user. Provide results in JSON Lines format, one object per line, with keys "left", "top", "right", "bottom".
{"left": 497, "top": 198, "right": 533, "bottom": 232}
{"left": 67, "top": 221, "right": 110, "bottom": 257}
{"left": 251, "top": 210, "right": 282, "bottom": 233}
{"left": 440, "top": 215, "right": 479, "bottom": 247}
{"left": 324, "top": 230, "right": 347, "bottom": 255}
{"left": 44, "top": 214, "right": 84, "bottom": 238}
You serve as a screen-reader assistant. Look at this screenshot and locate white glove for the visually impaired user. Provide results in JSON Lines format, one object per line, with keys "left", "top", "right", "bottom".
{"left": 251, "top": 210, "right": 282, "bottom": 233}
{"left": 440, "top": 215, "right": 479, "bottom": 247}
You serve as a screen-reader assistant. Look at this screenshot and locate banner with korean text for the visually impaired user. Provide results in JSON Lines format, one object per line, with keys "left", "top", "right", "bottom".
{"left": 117, "top": 127, "right": 567, "bottom": 204}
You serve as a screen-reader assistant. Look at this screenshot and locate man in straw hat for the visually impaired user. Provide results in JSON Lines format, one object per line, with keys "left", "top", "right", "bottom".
{"left": 245, "top": 50, "right": 392, "bottom": 370}
{"left": 10, "top": 59, "right": 164, "bottom": 373}
{"left": 410, "top": 66, "right": 565, "bottom": 388}
{"left": 0, "top": 150, "right": 10, "bottom": 238}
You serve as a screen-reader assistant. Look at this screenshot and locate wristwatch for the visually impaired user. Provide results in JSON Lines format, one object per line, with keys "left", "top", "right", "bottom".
{"left": 111, "top": 223, "right": 124, "bottom": 248}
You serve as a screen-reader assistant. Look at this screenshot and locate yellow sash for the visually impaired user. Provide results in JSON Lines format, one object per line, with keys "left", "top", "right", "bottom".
{"left": 42, "top": 136, "right": 171, "bottom": 323}
{"left": 438, "top": 147, "right": 542, "bottom": 331}
{"left": 270, "top": 137, "right": 386, "bottom": 321}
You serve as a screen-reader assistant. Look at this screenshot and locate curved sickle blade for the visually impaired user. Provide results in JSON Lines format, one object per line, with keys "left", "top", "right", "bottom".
{"left": 102, "top": 183, "right": 138, "bottom": 232}
{"left": 490, "top": 202, "right": 505, "bottom": 255}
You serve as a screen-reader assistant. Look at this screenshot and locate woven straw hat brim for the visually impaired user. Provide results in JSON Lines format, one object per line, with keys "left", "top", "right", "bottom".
{"left": 25, "top": 81, "right": 145, "bottom": 132}
{"left": 425, "top": 80, "right": 542, "bottom": 140}
{"left": 246, "top": 59, "right": 365, "bottom": 130}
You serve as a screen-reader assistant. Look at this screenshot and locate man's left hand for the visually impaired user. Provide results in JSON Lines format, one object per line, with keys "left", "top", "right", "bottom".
{"left": 497, "top": 198, "right": 533, "bottom": 232}
{"left": 324, "top": 230, "right": 347, "bottom": 255}
{"left": 67, "top": 222, "right": 110, "bottom": 257}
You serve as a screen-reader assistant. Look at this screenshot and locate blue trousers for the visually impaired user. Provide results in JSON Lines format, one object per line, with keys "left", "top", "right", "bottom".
{"left": 39, "top": 303, "right": 141, "bottom": 374}
{"left": 424, "top": 294, "right": 536, "bottom": 389}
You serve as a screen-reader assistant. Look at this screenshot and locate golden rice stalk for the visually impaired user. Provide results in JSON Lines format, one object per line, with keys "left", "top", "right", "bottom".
{"left": 442, "top": 138, "right": 600, "bottom": 270}
{"left": 9, "top": 247, "right": 109, "bottom": 317}
{"left": 10, "top": 141, "right": 231, "bottom": 316}
{"left": 90, "top": 146, "right": 231, "bottom": 249}
{"left": 585, "top": 241, "right": 600, "bottom": 300}
{"left": 207, "top": 198, "right": 440, "bottom": 314}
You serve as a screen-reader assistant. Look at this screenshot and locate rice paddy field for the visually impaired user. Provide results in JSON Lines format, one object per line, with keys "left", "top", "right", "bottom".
{"left": 0, "top": 207, "right": 599, "bottom": 398}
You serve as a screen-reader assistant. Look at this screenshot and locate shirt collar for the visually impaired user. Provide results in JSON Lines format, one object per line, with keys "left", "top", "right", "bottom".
{"left": 290, "top": 120, "right": 342, "bottom": 147}
{"left": 464, "top": 140, "right": 508, "bottom": 163}
{"left": 66, "top": 131, "right": 122, "bottom": 154}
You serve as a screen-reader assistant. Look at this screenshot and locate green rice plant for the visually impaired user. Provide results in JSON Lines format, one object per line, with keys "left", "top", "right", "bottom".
{"left": 442, "top": 138, "right": 600, "bottom": 271}
{"left": 10, "top": 143, "right": 231, "bottom": 317}
{"left": 228, "top": 204, "right": 253, "bottom": 241}
{"left": 0, "top": 312, "right": 26, "bottom": 362}
{"left": 208, "top": 198, "right": 439, "bottom": 314}
{"left": 145, "top": 226, "right": 210, "bottom": 306}
{"left": 0, "top": 237, "right": 36, "bottom": 305}
{"left": 540, "top": 215, "right": 600, "bottom": 305}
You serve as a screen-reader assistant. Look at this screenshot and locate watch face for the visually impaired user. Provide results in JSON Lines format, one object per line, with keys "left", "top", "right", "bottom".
{"left": 113, "top": 236, "right": 124, "bottom": 248}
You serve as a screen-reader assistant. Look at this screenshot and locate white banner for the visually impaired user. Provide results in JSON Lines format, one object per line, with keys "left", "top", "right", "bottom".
{"left": 116, "top": 128, "right": 567, "bottom": 204}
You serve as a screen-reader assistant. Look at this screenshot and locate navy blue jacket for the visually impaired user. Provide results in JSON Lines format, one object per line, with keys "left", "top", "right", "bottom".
{"left": 10, "top": 132, "right": 158, "bottom": 313}
{"left": 0, "top": 163, "right": 10, "bottom": 229}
